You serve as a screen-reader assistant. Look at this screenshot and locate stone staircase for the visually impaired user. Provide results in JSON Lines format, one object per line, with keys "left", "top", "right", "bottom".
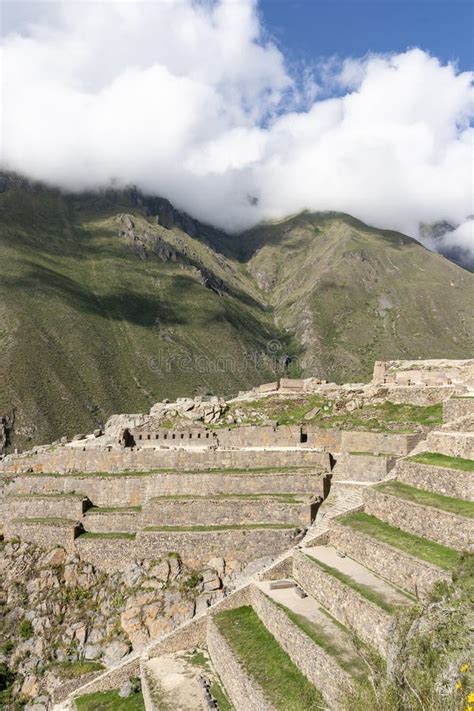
{"left": 302, "top": 482, "right": 365, "bottom": 545}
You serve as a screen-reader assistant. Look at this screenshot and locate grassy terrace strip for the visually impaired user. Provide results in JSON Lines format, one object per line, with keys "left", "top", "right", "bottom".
{"left": 78, "top": 531, "right": 136, "bottom": 540}
{"left": 408, "top": 452, "right": 474, "bottom": 472}
{"left": 149, "top": 493, "right": 307, "bottom": 503}
{"left": 20, "top": 465, "right": 317, "bottom": 478}
{"left": 304, "top": 553, "right": 404, "bottom": 612}
{"left": 339, "top": 512, "right": 460, "bottom": 570}
{"left": 143, "top": 523, "right": 297, "bottom": 532}
{"left": 75, "top": 689, "right": 145, "bottom": 711}
{"left": 214, "top": 606, "right": 325, "bottom": 710}
{"left": 376, "top": 480, "right": 474, "bottom": 518}
{"left": 47, "top": 660, "right": 105, "bottom": 679}
{"left": 275, "top": 600, "right": 367, "bottom": 680}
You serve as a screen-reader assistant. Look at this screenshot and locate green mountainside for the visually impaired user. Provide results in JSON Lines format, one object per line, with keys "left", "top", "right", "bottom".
{"left": 1, "top": 176, "right": 473, "bottom": 448}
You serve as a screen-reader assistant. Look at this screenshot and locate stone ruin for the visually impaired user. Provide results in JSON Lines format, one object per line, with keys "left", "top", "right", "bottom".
{"left": 0, "top": 358, "right": 472, "bottom": 709}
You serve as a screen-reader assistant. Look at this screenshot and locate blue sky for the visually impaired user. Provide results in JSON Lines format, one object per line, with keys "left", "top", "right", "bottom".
{"left": 260, "top": 0, "right": 473, "bottom": 72}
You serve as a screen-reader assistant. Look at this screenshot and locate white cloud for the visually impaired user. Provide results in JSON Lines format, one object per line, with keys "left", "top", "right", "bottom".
{"left": 0, "top": 0, "right": 473, "bottom": 255}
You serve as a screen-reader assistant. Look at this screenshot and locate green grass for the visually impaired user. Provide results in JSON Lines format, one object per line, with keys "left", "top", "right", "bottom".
{"left": 143, "top": 523, "right": 297, "bottom": 532}
{"left": 305, "top": 554, "right": 403, "bottom": 612}
{"left": 339, "top": 512, "right": 460, "bottom": 570}
{"left": 78, "top": 531, "right": 136, "bottom": 540}
{"left": 75, "top": 689, "right": 145, "bottom": 711}
{"left": 209, "top": 679, "right": 234, "bottom": 711}
{"left": 275, "top": 601, "right": 368, "bottom": 680}
{"left": 2, "top": 184, "right": 473, "bottom": 451}
{"left": 48, "top": 660, "right": 104, "bottom": 679}
{"left": 214, "top": 606, "right": 325, "bottom": 710}
{"left": 225, "top": 397, "right": 443, "bottom": 433}
{"left": 22, "top": 465, "right": 316, "bottom": 479}
{"left": 376, "top": 480, "right": 474, "bottom": 518}
{"left": 408, "top": 452, "right": 474, "bottom": 472}
{"left": 184, "top": 651, "right": 233, "bottom": 711}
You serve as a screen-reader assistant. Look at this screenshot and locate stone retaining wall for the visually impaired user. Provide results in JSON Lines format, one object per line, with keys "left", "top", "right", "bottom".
{"left": 250, "top": 585, "right": 351, "bottom": 709}
{"left": 340, "top": 431, "right": 422, "bottom": 456}
{"left": 75, "top": 527, "right": 300, "bottom": 572}
{"left": 142, "top": 498, "right": 316, "bottom": 527}
{"left": 4, "top": 520, "right": 81, "bottom": 550}
{"left": 83, "top": 510, "right": 141, "bottom": 533}
{"left": 421, "top": 432, "right": 474, "bottom": 459}
{"left": 332, "top": 453, "right": 396, "bottom": 482}
{"left": 396, "top": 460, "right": 474, "bottom": 501}
{"left": 7, "top": 495, "right": 87, "bottom": 520}
{"left": 380, "top": 386, "right": 459, "bottom": 406}
{"left": 443, "top": 397, "right": 474, "bottom": 423}
{"left": 329, "top": 523, "right": 449, "bottom": 599}
{"left": 1, "top": 446, "right": 330, "bottom": 475}
{"left": 207, "top": 617, "right": 273, "bottom": 711}
{"left": 140, "top": 663, "right": 156, "bottom": 711}
{"left": 292, "top": 550, "right": 393, "bottom": 657}
{"left": 6, "top": 469, "right": 327, "bottom": 507}
{"left": 364, "top": 490, "right": 474, "bottom": 552}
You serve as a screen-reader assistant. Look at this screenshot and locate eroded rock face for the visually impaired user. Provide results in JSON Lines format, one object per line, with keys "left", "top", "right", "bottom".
{"left": 0, "top": 540, "right": 233, "bottom": 707}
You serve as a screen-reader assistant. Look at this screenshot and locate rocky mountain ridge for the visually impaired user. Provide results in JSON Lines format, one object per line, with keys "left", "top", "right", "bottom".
{"left": 0, "top": 173, "right": 473, "bottom": 448}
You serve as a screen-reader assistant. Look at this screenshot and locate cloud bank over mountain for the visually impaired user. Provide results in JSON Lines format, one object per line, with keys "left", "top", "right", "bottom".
{"left": 1, "top": 0, "right": 472, "bottom": 252}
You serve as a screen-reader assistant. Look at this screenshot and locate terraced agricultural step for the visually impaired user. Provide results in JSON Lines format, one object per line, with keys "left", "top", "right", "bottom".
{"left": 4, "top": 517, "right": 82, "bottom": 548}
{"left": 331, "top": 452, "right": 396, "bottom": 483}
{"left": 6, "top": 493, "right": 88, "bottom": 519}
{"left": 417, "top": 430, "right": 474, "bottom": 459}
{"left": 142, "top": 494, "right": 318, "bottom": 527}
{"left": 208, "top": 606, "right": 325, "bottom": 711}
{"left": 364, "top": 486, "right": 474, "bottom": 552}
{"left": 293, "top": 546, "right": 411, "bottom": 656}
{"left": 83, "top": 506, "right": 142, "bottom": 533}
{"left": 5, "top": 468, "right": 328, "bottom": 506}
{"left": 141, "top": 651, "right": 217, "bottom": 711}
{"left": 397, "top": 456, "right": 474, "bottom": 501}
{"left": 328, "top": 519, "right": 450, "bottom": 599}
{"left": 75, "top": 525, "right": 302, "bottom": 572}
{"left": 251, "top": 580, "right": 367, "bottom": 709}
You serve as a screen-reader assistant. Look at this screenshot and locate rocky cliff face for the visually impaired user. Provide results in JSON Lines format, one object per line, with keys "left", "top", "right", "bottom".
{"left": 0, "top": 539, "right": 241, "bottom": 709}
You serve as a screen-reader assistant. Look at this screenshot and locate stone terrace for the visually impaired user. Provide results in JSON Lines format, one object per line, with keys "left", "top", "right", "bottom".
{"left": 52, "top": 373, "right": 474, "bottom": 711}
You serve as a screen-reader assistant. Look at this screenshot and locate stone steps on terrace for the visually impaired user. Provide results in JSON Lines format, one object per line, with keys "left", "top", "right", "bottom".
{"left": 302, "top": 482, "right": 365, "bottom": 546}
{"left": 364, "top": 486, "right": 474, "bottom": 552}
{"left": 327, "top": 518, "right": 450, "bottom": 600}
{"left": 250, "top": 580, "right": 366, "bottom": 709}
{"left": 293, "top": 545, "right": 411, "bottom": 657}
{"left": 395, "top": 456, "right": 474, "bottom": 501}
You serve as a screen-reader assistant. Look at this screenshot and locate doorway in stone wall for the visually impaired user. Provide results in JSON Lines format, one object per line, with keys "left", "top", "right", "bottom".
{"left": 122, "top": 428, "right": 136, "bottom": 448}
